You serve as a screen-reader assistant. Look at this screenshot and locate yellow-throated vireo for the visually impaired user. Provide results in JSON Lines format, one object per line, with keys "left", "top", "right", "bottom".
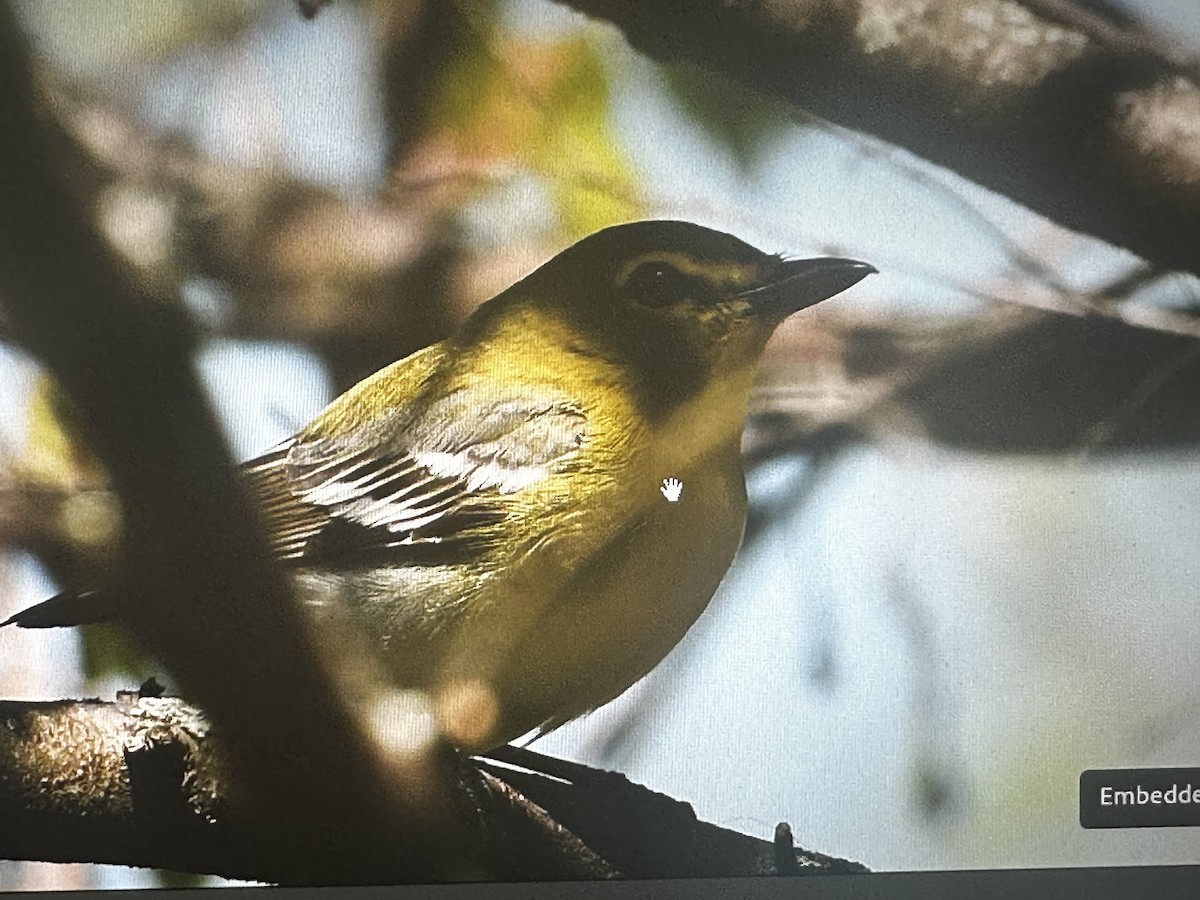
{"left": 6, "top": 220, "right": 874, "bottom": 750}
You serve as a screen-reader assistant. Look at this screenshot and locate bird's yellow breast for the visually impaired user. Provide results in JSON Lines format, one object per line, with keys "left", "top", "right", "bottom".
{"left": 418, "top": 313, "right": 759, "bottom": 747}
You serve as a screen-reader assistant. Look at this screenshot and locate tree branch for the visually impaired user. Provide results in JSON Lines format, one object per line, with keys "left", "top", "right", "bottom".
{"left": 0, "top": 2, "right": 479, "bottom": 883}
{"left": 0, "top": 694, "right": 863, "bottom": 881}
{"left": 555, "top": 0, "right": 1200, "bottom": 277}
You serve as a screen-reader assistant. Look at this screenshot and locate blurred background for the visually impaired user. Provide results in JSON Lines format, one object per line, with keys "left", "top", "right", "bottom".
{"left": 0, "top": 0, "right": 1198, "bottom": 889}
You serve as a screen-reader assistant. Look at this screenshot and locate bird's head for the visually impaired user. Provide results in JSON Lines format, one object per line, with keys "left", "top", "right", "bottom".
{"left": 466, "top": 220, "right": 875, "bottom": 418}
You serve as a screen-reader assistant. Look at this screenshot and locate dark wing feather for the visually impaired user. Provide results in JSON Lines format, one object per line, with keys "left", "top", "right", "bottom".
{"left": 243, "top": 390, "right": 587, "bottom": 569}
{"left": 249, "top": 447, "right": 335, "bottom": 561}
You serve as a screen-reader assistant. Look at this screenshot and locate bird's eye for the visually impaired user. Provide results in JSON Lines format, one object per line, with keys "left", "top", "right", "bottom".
{"left": 619, "top": 261, "right": 706, "bottom": 309}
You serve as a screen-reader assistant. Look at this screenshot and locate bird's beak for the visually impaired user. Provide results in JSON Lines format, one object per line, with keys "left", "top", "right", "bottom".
{"left": 740, "top": 257, "right": 876, "bottom": 318}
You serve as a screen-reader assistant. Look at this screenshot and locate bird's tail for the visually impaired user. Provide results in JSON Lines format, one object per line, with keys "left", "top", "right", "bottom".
{"left": 1, "top": 589, "right": 116, "bottom": 628}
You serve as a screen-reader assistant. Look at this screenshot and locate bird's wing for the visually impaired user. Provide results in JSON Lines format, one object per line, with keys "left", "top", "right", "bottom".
{"left": 244, "top": 388, "right": 587, "bottom": 568}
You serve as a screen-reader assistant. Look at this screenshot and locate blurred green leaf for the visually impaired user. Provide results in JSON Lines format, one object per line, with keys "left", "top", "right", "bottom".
{"left": 536, "top": 36, "right": 641, "bottom": 237}
{"left": 156, "top": 869, "right": 214, "bottom": 889}
{"left": 81, "top": 623, "right": 157, "bottom": 683}
{"left": 425, "top": 16, "right": 641, "bottom": 238}
{"left": 661, "top": 60, "right": 792, "bottom": 170}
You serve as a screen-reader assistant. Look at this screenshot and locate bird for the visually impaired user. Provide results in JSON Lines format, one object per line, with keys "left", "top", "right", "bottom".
{"left": 5, "top": 220, "right": 874, "bottom": 750}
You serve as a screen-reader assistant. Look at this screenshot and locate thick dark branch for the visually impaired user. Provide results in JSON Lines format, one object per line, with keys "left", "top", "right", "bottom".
{"left": 479, "top": 746, "right": 868, "bottom": 878}
{"left": 556, "top": 0, "right": 1200, "bottom": 277}
{"left": 0, "top": 695, "right": 251, "bottom": 878}
{"left": 0, "top": 694, "right": 861, "bottom": 881}
{"left": 0, "top": 3, "right": 476, "bottom": 883}
{"left": 0, "top": 694, "right": 607, "bottom": 882}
